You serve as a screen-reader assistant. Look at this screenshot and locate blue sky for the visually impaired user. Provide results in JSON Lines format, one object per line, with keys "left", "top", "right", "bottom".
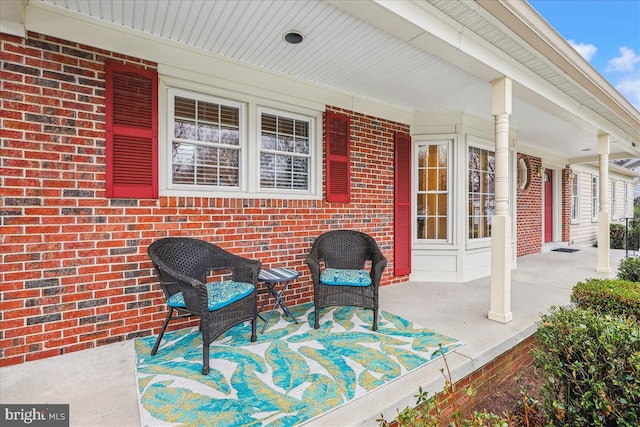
{"left": 528, "top": 0, "right": 640, "bottom": 110}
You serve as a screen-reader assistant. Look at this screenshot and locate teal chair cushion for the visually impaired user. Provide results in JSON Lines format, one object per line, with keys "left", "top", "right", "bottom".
{"left": 320, "top": 268, "right": 372, "bottom": 287}
{"left": 167, "top": 281, "right": 254, "bottom": 311}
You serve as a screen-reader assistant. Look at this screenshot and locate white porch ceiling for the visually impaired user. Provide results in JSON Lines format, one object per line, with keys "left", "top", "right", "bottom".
{"left": 26, "top": 0, "right": 640, "bottom": 161}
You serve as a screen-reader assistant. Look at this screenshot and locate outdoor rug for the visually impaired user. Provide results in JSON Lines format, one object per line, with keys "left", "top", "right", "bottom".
{"left": 135, "top": 303, "right": 463, "bottom": 427}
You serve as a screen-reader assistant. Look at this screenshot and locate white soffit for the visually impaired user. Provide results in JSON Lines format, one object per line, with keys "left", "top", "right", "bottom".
{"left": 27, "top": 0, "right": 640, "bottom": 159}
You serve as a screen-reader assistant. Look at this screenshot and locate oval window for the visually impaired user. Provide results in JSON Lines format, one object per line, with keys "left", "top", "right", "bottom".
{"left": 517, "top": 158, "right": 529, "bottom": 190}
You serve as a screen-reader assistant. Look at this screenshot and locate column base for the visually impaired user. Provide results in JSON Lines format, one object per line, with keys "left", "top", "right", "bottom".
{"left": 596, "top": 267, "right": 611, "bottom": 273}
{"left": 488, "top": 310, "right": 513, "bottom": 323}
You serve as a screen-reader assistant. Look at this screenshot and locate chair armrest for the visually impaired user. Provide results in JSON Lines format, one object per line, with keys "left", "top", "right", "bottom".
{"left": 230, "top": 258, "right": 262, "bottom": 284}
{"left": 306, "top": 255, "right": 321, "bottom": 283}
{"left": 369, "top": 249, "right": 388, "bottom": 287}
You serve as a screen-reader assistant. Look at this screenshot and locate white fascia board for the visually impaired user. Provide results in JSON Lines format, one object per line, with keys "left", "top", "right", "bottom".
{"left": 24, "top": 2, "right": 413, "bottom": 125}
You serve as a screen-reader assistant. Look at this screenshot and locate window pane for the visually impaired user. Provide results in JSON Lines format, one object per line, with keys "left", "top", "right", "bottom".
{"left": 278, "top": 135, "right": 294, "bottom": 153}
{"left": 197, "top": 102, "right": 219, "bottom": 123}
{"left": 438, "top": 194, "right": 447, "bottom": 215}
{"left": 427, "top": 168, "right": 437, "bottom": 191}
{"left": 175, "top": 97, "right": 195, "bottom": 119}
{"left": 220, "top": 127, "right": 239, "bottom": 146}
{"left": 174, "top": 119, "right": 196, "bottom": 140}
{"left": 438, "top": 169, "right": 447, "bottom": 191}
{"left": 197, "top": 123, "right": 219, "bottom": 143}
{"left": 437, "top": 218, "right": 447, "bottom": 239}
{"left": 294, "top": 138, "right": 309, "bottom": 154}
{"left": 262, "top": 134, "right": 277, "bottom": 150}
{"left": 260, "top": 153, "right": 275, "bottom": 188}
{"left": 220, "top": 105, "right": 239, "bottom": 127}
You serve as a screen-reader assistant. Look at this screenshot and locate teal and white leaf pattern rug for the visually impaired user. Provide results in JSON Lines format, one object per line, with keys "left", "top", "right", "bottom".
{"left": 135, "top": 303, "right": 463, "bottom": 427}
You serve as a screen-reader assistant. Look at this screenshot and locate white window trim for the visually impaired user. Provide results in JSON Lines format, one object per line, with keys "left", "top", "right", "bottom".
{"left": 570, "top": 172, "right": 580, "bottom": 224}
{"left": 611, "top": 179, "right": 617, "bottom": 219}
{"left": 166, "top": 88, "right": 246, "bottom": 192}
{"left": 413, "top": 138, "right": 454, "bottom": 245}
{"left": 158, "top": 79, "right": 323, "bottom": 200}
{"left": 591, "top": 175, "right": 599, "bottom": 222}
{"left": 255, "top": 106, "right": 315, "bottom": 195}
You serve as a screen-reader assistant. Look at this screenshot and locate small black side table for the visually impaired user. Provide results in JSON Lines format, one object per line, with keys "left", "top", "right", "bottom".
{"left": 257, "top": 267, "right": 300, "bottom": 333}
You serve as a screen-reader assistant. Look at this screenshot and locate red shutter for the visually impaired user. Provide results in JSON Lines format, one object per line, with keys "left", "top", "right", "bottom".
{"left": 394, "top": 132, "right": 412, "bottom": 276}
{"left": 325, "top": 111, "right": 351, "bottom": 203}
{"left": 105, "top": 61, "right": 158, "bottom": 199}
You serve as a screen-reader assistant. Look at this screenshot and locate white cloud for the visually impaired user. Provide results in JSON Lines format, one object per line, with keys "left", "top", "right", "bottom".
{"left": 615, "top": 77, "right": 640, "bottom": 110}
{"left": 568, "top": 39, "right": 597, "bottom": 62}
{"left": 606, "top": 46, "right": 640, "bottom": 72}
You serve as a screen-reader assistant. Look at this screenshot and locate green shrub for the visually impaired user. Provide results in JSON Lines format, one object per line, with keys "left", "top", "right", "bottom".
{"left": 534, "top": 307, "right": 640, "bottom": 426}
{"left": 572, "top": 278, "right": 640, "bottom": 319}
{"left": 610, "top": 224, "right": 626, "bottom": 249}
{"left": 609, "top": 220, "right": 640, "bottom": 251}
{"left": 617, "top": 256, "right": 640, "bottom": 282}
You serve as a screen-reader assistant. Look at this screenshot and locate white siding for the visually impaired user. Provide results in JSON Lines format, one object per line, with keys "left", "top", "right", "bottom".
{"left": 569, "top": 164, "right": 636, "bottom": 247}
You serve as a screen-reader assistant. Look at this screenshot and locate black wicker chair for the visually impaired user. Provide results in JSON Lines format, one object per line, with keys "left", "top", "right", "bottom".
{"left": 147, "top": 237, "right": 260, "bottom": 375}
{"left": 306, "top": 230, "right": 387, "bottom": 331}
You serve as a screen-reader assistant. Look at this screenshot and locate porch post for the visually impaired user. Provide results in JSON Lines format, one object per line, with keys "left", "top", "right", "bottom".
{"left": 597, "top": 134, "right": 610, "bottom": 273}
{"left": 489, "top": 77, "right": 513, "bottom": 323}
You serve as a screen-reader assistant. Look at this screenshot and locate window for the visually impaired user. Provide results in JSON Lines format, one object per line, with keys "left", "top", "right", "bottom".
{"left": 591, "top": 176, "right": 599, "bottom": 220}
{"left": 570, "top": 172, "right": 579, "bottom": 222}
{"left": 611, "top": 179, "right": 617, "bottom": 219}
{"left": 165, "top": 87, "right": 319, "bottom": 198}
{"left": 468, "top": 147, "right": 495, "bottom": 239}
{"left": 259, "top": 109, "right": 311, "bottom": 191}
{"left": 416, "top": 142, "right": 449, "bottom": 240}
{"left": 170, "top": 92, "right": 242, "bottom": 188}
{"left": 517, "top": 158, "right": 529, "bottom": 190}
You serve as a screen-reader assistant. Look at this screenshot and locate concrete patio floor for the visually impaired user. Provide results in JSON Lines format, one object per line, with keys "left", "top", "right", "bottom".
{"left": 0, "top": 247, "right": 626, "bottom": 426}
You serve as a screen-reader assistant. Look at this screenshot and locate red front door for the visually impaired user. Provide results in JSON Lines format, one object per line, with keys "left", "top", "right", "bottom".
{"left": 544, "top": 169, "right": 553, "bottom": 243}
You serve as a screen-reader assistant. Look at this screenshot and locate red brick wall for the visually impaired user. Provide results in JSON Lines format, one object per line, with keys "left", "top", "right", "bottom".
{"left": 516, "top": 154, "right": 543, "bottom": 256}
{"left": 434, "top": 334, "right": 537, "bottom": 421}
{"left": 0, "top": 32, "right": 409, "bottom": 366}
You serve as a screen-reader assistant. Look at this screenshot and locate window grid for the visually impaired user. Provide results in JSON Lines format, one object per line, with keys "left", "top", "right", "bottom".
{"left": 171, "top": 96, "right": 241, "bottom": 188}
{"left": 260, "top": 112, "right": 311, "bottom": 191}
{"left": 468, "top": 147, "right": 495, "bottom": 239}
{"left": 416, "top": 143, "right": 449, "bottom": 240}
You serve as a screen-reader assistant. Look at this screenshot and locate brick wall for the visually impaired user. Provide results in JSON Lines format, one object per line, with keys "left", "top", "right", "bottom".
{"left": 516, "top": 154, "right": 543, "bottom": 256}
{"left": 433, "top": 334, "right": 537, "bottom": 422}
{"left": 0, "top": 32, "right": 409, "bottom": 366}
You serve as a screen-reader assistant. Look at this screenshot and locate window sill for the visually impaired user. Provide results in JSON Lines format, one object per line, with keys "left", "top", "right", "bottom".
{"left": 160, "top": 188, "right": 322, "bottom": 201}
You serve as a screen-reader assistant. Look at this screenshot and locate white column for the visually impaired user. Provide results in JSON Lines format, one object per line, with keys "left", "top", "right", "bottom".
{"left": 489, "top": 77, "right": 513, "bottom": 323}
{"left": 597, "top": 134, "right": 610, "bottom": 273}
